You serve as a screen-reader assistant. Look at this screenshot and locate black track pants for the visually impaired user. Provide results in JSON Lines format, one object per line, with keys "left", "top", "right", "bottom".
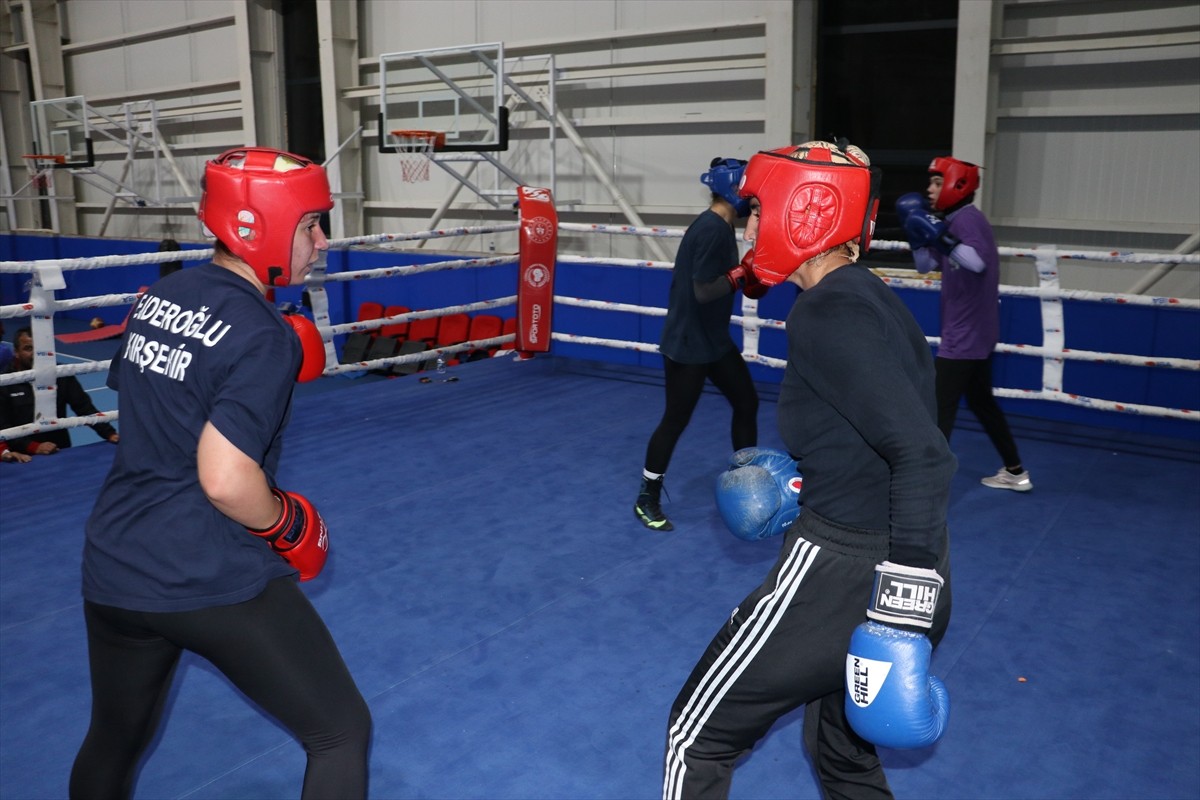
{"left": 70, "top": 576, "right": 371, "bottom": 800}
{"left": 664, "top": 512, "right": 951, "bottom": 799}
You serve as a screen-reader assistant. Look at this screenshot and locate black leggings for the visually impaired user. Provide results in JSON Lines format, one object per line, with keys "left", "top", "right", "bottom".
{"left": 644, "top": 350, "right": 758, "bottom": 476}
{"left": 935, "top": 355, "right": 1022, "bottom": 466}
{"left": 70, "top": 577, "right": 371, "bottom": 800}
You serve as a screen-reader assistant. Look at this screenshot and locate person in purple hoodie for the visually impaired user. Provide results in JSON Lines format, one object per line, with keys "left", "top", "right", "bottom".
{"left": 896, "top": 156, "right": 1032, "bottom": 492}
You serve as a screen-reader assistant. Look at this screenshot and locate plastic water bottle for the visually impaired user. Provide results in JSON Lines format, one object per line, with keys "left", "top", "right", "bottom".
{"left": 435, "top": 356, "right": 446, "bottom": 375}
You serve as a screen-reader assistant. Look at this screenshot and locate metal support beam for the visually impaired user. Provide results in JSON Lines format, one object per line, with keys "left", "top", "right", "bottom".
{"left": 953, "top": 0, "right": 993, "bottom": 169}
{"left": 762, "top": 0, "right": 793, "bottom": 146}
{"left": 1127, "top": 231, "right": 1200, "bottom": 295}
{"left": 550, "top": 104, "right": 671, "bottom": 263}
{"left": 23, "top": 0, "right": 71, "bottom": 232}
{"left": 232, "top": 0, "right": 279, "bottom": 147}
{"left": 317, "top": 0, "right": 362, "bottom": 239}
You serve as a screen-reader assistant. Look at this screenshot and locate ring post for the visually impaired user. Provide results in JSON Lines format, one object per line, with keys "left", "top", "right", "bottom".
{"left": 516, "top": 186, "right": 558, "bottom": 355}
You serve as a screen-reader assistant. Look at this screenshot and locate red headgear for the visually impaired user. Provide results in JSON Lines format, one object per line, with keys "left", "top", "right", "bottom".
{"left": 928, "top": 156, "right": 980, "bottom": 211}
{"left": 737, "top": 141, "right": 880, "bottom": 286}
{"left": 198, "top": 147, "right": 333, "bottom": 287}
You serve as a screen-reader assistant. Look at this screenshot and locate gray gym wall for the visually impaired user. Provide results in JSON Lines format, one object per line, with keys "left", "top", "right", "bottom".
{"left": 0, "top": 0, "right": 1197, "bottom": 298}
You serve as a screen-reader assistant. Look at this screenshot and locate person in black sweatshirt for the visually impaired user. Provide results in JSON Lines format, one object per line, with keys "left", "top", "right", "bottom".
{"left": 664, "top": 141, "right": 955, "bottom": 800}
{"left": 0, "top": 326, "right": 118, "bottom": 459}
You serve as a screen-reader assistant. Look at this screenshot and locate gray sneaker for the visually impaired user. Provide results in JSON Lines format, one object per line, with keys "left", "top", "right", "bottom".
{"left": 981, "top": 468, "right": 1033, "bottom": 492}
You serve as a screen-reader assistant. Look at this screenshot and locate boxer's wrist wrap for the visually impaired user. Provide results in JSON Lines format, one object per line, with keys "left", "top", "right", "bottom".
{"left": 865, "top": 561, "right": 943, "bottom": 630}
{"left": 247, "top": 489, "right": 288, "bottom": 537}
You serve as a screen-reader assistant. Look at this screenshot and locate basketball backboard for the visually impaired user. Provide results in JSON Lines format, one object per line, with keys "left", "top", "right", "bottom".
{"left": 28, "top": 96, "right": 94, "bottom": 167}
{"left": 378, "top": 42, "right": 509, "bottom": 154}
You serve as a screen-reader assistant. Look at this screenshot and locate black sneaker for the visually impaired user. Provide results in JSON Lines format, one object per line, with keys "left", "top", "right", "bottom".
{"left": 634, "top": 477, "right": 674, "bottom": 531}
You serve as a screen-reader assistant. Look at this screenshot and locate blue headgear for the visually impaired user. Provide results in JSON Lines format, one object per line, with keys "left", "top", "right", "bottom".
{"left": 701, "top": 158, "right": 750, "bottom": 217}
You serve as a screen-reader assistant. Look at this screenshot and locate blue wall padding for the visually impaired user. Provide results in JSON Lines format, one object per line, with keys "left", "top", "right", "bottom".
{"left": 2, "top": 233, "right": 1196, "bottom": 439}
{"left": 0, "top": 234, "right": 209, "bottom": 326}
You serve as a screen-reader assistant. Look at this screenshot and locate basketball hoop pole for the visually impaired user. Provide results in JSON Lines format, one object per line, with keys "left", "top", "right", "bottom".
{"left": 19, "top": 154, "right": 63, "bottom": 228}
{"left": 22, "top": 154, "right": 66, "bottom": 191}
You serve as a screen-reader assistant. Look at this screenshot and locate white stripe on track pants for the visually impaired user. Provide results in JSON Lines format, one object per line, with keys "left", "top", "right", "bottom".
{"left": 663, "top": 510, "right": 950, "bottom": 800}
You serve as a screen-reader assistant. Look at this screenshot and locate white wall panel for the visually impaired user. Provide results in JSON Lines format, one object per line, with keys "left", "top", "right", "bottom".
{"left": 1002, "top": 0, "right": 1199, "bottom": 37}
{"left": 2, "top": 0, "right": 1194, "bottom": 296}
{"left": 60, "top": 0, "right": 133, "bottom": 40}
{"left": 358, "top": 0, "right": 774, "bottom": 247}
{"left": 991, "top": 119, "right": 1200, "bottom": 226}
{"left": 983, "top": 0, "right": 1200, "bottom": 297}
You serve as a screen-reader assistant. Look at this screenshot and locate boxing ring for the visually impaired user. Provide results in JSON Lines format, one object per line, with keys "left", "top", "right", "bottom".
{"left": 2, "top": 192, "right": 1197, "bottom": 444}
{"left": 1, "top": 194, "right": 1200, "bottom": 799}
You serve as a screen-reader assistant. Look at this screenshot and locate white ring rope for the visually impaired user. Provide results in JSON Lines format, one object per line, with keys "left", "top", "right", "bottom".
{"left": 554, "top": 295, "right": 667, "bottom": 318}
{"left": 994, "top": 389, "right": 1194, "bottom": 420}
{"left": 551, "top": 236, "right": 1199, "bottom": 422}
{"left": 2, "top": 222, "right": 1197, "bottom": 442}
{"left": 878, "top": 274, "right": 1200, "bottom": 310}
{"left": 558, "top": 255, "right": 674, "bottom": 271}
{"left": 1, "top": 411, "right": 118, "bottom": 440}
{"left": 328, "top": 297, "right": 518, "bottom": 337}
{"left": 0, "top": 225, "right": 521, "bottom": 273}
{"left": 558, "top": 222, "right": 683, "bottom": 238}
{"left": 329, "top": 224, "right": 521, "bottom": 249}
{"left": 0, "top": 359, "right": 111, "bottom": 388}
{"left": 0, "top": 248, "right": 215, "bottom": 273}
{"left": 870, "top": 237, "right": 1200, "bottom": 266}
{"left": 324, "top": 334, "right": 517, "bottom": 377}
{"left": 554, "top": 291, "right": 1197, "bottom": 372}
{"left": 325, "top": 255, "right": 518, "bottom": 285}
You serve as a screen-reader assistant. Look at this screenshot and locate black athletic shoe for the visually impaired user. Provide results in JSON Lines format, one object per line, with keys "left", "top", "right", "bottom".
{"left": 634, "top": 476, "right": 674, "bottom": 531}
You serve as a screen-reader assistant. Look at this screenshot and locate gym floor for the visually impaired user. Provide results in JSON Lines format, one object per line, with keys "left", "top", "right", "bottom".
{"left": 2, "top": 349, "right": 1198, "bottom": 799}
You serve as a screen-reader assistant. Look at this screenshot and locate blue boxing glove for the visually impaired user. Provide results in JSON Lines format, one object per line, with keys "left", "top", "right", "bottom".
{"left": 894, "top": 192, "right": 929, "bottom": 227}
{"left": 845, "top": 562, "right": 949, "bottom": 749}
{"left": 902, "top": 210, "right": 961, "bottom": 256}
{"left": 714, "top": 447, "right": 803, "bottom": 542}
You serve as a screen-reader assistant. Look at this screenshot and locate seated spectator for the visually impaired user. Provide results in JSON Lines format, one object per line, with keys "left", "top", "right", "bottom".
{"left": 0, "top": 327, "right": 118, "bottom": 459}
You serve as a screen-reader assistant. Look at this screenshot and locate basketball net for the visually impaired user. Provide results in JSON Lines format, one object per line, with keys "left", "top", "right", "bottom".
{"left": 22, "top": 154, "right": 63, "bottom": 190}
{"left": 393, "top": 131, "right": 438, "bottom": 183}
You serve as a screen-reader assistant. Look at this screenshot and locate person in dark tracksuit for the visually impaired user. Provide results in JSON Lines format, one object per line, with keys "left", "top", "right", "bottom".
{"left": 664, "top": 141, "right": 956, "bottom": 799}
{"left": 634, "top": 158, "right": 767, "bottom": 532}
{"left": 0, "top": 327, "right": 119, "bottom": 457}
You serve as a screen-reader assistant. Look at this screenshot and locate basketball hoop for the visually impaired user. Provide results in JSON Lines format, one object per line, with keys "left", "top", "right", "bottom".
{"left": 390, "top": 130, "right": 445, "bottom": 183}
{"left": 22, "top": 154, "right": 65, "bottom": 190}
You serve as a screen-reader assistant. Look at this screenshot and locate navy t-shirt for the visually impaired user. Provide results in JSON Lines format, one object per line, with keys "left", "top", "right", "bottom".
{"left": 777, "top": 264, "right": 956, "bottom": 569}
{"left": 659, "top": 209, "right": 740, "bottom": 364}
{"left": 83, "top": 264, "right": 301, "bottom": 612}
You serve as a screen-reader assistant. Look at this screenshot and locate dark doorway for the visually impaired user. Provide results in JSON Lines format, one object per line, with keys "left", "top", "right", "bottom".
{"left": 282, "top": 1, "right": 324, "bottom": 164}
{"left": 815, "top": 0, "right": 958, "bottom": 248}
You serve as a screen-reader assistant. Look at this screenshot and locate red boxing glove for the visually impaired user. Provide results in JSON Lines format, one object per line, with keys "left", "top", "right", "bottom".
{"left": 738, "top": 250, "right": 769, "bottom": 299}
{"left": 724, "top": 251, "right": 770, "bottom": 300}
{"left": 282, "top": 313, "right": 326, "bottom": 382}
{"left": 248, "top": 488, "right": 329, "bottom": 581}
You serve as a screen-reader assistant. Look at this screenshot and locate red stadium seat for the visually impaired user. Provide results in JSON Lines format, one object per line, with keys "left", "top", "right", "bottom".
{"left": 497, "top": 316, "right": 518, "bottom": 353}
{"left": 435, "top": 313, "right": 471, "bottom": 365}
{"left": 357, "top": 301, "right": 384, "bottom": 324}
{"left": 407, "top": 313, "right": 439, "bottom": 346}
{"left": 341, "top": 301, "right": 386, "bottom": 364}
{"left": 379, "top": 305, "right": 411, "bottom": 340}
{"left": 464, "top": 314, "right": 504, "bottom": 360}
{"left": 435, "top": 313, "right": 470, "bottom": 348}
